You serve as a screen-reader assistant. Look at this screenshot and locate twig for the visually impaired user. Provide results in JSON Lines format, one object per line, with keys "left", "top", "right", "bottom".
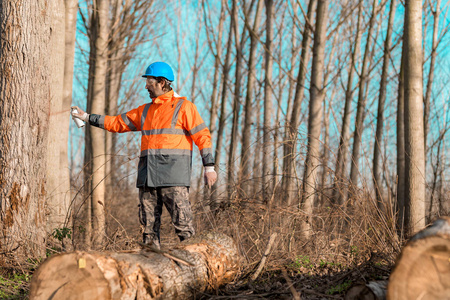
{"left": 282, "top": 268, "right": 301, "bottom": 300}
{"left": 138, "top": 242, "right": 194, "bottom": 267}
{"left": 250, "top": 232, "right": 278, "bottom": 281}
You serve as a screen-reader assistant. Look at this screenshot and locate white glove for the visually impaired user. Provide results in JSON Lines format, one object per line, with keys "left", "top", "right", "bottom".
{"left": 71, "top": 106, "right": 89, "bottom": 122}
{"left": 204, "top": 166, "right": 217, "bottom": 188}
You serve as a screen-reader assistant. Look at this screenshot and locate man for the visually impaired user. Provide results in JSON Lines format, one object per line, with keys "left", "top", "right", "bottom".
{"left": 72, "top": 61, "right": 217, "bottom": 249}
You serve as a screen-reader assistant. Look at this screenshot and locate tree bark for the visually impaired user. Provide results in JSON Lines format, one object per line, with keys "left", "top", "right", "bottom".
{"left": 301, "top": 0, "right": 328, "bottom": 239}
{"left": 403, "top": 0, "right": 425, "bottom": 236}
{"left": 30, "top": 233, "right": 241, "bottom": 299}
{"left": 0, "top": 0, "right": 51, "bottom": 259}
{"left": 387, "top": 217, "right": 450, "bottom": 299}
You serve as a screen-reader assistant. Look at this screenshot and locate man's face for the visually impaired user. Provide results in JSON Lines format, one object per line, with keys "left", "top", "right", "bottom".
{"left": 145, "top": 77, "right": 165, "bottom": 99}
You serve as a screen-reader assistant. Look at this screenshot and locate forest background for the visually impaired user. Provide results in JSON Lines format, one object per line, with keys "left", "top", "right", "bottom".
{"left": 0, "top": 0, "right": 449, "bottom": 297}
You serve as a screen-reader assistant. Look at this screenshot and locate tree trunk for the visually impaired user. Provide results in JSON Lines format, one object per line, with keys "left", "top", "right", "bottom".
{"left": 86, "top": 0, "right": 110, "bottom": 248}
{"left": 240, "top": 0, "right": 263, "bottom": 197}
{"left": 282, "top": 0, "right": 316, "bottom": 206}
{"left": 227, "top": 0, "right": 245, "bottom": 199}
{"left": 203, "top": 0, "right": 225, "bottom": 204}
{"left": 0, "top": 0, "right": 51, "bottom": 259}
{"left": 301, "top": 0, "right": 328, "bottom": 239}
{"left": 60, "top": 0, "right": 79, "bottom": 233}
{"left": 262, "top": 0, "right": 274, "bottom": 201}
{"left": 387, "top": 217, "right": 450, "bottom": 299}
{"left": 30, "top": 233, "right": 241, "bottom": 299}
{"left": 332, "top": 2, "right": 363, "bottom": 205}
{"left": 423, "top": 0, "right": 441, "bottom": 155}
{"left": 397, "top": 51, "right": 406, "bottom": 235}
{"left": 46, "top": 0, "right": 67, "bottom": 236}
{"left": 403, "top": 0, "right": 425, "bottom": 236}
{"left": 349, "top": 0, "right": 379, "bottom": 187}
{"left": 373, "top": 0, "right": 396, "bottom": 209}
{"left": 211, "top": 13, "right": 233, "bottom": 208}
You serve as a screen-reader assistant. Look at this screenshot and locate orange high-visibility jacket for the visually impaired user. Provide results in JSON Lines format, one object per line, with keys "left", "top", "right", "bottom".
{"left": 89, "top": 90, "right": 214, "bottom": 187}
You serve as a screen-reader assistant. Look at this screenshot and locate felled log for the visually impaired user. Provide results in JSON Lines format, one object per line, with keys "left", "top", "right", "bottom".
{"left": 29, "top": 232, "right": 241, "bottom": 299}
{"left": 345, "top": 281, "right": 387, "bottom": 300}
{"left": 387, "top": 217, "right": 450, "bottom": 300}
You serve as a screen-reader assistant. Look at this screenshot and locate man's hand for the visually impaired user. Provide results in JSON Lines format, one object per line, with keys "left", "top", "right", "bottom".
{"left": 204, "top": 166, "right": 217, "bottom": 188}
{"left": 71, "top": 106, "right": 89, "bottom": 122}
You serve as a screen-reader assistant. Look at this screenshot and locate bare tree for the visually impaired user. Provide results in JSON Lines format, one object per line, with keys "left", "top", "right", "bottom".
{"left": 373, "top": 0, "right": 397, "bottom": 208}
{"left": 0, "top": 0, "right": 52, "bottom": 258}
{"left": 211, "top": 4, "right": 233, "bottom": 208}
{"left": 332, "top": 2, "right": 363, "bottom": 204}
{"left": 227, "top": 0, "right": 246, "bottom": 199}
{"left": 84, "top": 0, "right": 110, "bottom": 248}
{"left": 282, "top": 0, "right": 316, "bottom": 206}
{"left": 350, "top": 0, "right": 379, "bottom": 188}
{"left": 46, "top": 1, "right": 68, "bottom": 237}
{"left": 397, "top": 49, "right": 406, "bottom": 234}
{"left": 240, "top": 0, "right": 264, "bottom": 197}
{"left": 262, "top": 0, "right": 274, "bottom": 201}
{"left": 423, "top": 0, "right": 441, "bottom": 160}
{"left": 403, "top": 0, "right": 426, "bottom": 235}
{"left": 301, "top": 0, "right": 328, "bottom": 239}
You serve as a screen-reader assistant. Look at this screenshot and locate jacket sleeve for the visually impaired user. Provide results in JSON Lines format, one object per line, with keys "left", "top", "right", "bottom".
{"left": 89, "top": 107, "right": 141, "bottom": 133}
{"left": 182, "top": 102, "right": 214, "bottom": 166}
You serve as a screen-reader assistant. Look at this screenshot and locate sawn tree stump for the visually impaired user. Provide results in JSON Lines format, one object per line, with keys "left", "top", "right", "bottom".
{"left": 29, "top": 232, "right": 241, "bottom": 299}
{"left": 387, "top": 217, "right": 450, "bottom": 299}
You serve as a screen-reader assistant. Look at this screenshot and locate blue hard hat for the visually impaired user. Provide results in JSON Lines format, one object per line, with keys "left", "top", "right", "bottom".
{"left": 142, "top": 62, "right": 174, "bottom": 81}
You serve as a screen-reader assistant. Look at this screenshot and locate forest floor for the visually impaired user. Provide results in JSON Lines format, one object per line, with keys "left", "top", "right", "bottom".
{"left": 0, "top": 251, "right": 392, "bottom": 299}
{"left": 200, "top": 255, "right": 392, "bottom": 299}
{"left": 1, "top": 188, "right": 401, "bottom": 299}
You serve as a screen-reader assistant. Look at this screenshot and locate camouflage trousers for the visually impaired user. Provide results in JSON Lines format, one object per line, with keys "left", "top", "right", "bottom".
{"left": 138, "top": 186, "right": 195, "bottom": 249}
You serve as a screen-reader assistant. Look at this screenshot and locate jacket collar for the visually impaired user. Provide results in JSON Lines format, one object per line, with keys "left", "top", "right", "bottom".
{"left": 152, "top": 90, "right": 174, "bottom": 104}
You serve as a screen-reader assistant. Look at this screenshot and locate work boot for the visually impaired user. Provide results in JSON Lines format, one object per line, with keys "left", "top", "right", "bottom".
{"left": 143, "top": 233, "right": 160, "bottom": 250}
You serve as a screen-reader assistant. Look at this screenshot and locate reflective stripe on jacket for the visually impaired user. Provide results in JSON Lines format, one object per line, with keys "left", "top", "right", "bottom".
{"left": 89, "top": 90, "right": 214, "bottom": 187}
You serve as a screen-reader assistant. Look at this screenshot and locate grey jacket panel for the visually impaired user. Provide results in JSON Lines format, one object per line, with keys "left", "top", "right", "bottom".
{"left": 136, "top": 154, "right": 192, "bottom": 188}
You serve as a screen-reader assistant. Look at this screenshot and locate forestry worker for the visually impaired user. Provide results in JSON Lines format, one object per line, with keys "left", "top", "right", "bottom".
{"left": 71, "top": 61, "right": 217, "bottom": 249}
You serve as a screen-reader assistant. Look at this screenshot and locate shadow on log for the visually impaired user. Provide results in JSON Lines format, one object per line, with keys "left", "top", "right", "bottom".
{"left": 29, "top": 232, "right": 241, "bottom": 299}
{"left": 387, "top": 217, "right": 450, "bottom": 299}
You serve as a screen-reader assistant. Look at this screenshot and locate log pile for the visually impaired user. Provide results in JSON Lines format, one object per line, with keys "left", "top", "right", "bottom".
{"left": 29, "top": 232, "right": 241, "bottom": 299}
{"left": 387, "top": 217, "right": 450, "bottom": 299}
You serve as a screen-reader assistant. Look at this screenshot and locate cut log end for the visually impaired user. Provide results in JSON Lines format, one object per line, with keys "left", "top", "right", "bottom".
{"left": 30, "top": 232, "right": 241, "bottom": 300}
{"left": 387, "top": 217, "right": 450, "bottom": 300}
